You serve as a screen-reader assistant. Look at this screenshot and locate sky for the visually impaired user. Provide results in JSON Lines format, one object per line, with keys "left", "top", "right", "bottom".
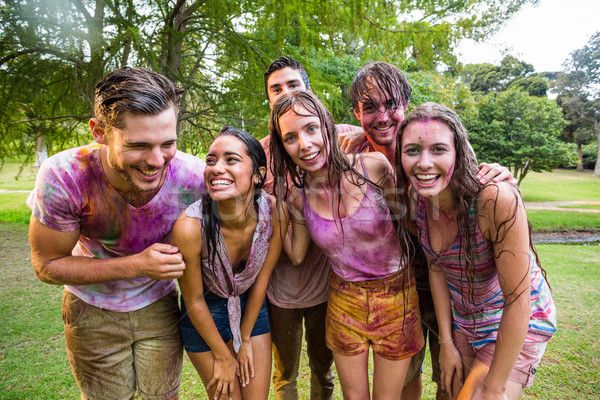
{"left": 457, "top": 0, "right": 599, "bottom": 73}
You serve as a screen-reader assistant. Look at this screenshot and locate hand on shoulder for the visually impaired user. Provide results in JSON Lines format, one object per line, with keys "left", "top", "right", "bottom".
{"left": 361, "top": 151, "right": 394, "bottom": 185}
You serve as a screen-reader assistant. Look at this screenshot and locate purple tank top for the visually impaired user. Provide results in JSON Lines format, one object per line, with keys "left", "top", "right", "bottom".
{"left": 301, "top": 155, "right": 405, "bottom": 282}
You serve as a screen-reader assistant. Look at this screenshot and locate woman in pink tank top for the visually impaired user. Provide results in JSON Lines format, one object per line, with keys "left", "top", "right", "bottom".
{"left": 269, "top": 90, "right": 424, "bottom": 399}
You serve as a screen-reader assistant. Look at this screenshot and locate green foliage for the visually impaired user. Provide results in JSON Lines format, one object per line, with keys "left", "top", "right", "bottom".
{"left": 407, "top": 70, "right": 476, "bottom": 113}
{"left": 460, "top": 55, "right": 548, "bottom": 96}
{"left": 555, "top": 31, "right": 600, "bottom": 176}
{"left": 465, "top": 89, "right": 575, "bottom": 183}
{"left": 1, "top": 0, "right": 538, "bottom": 158}
{"left": 508, "top": 75, "right": 548, "bottom": 97}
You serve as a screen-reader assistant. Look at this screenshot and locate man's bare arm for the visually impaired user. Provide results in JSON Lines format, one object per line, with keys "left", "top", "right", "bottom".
{"left": 29, "top": 217, "right": 186, "bottom": 285}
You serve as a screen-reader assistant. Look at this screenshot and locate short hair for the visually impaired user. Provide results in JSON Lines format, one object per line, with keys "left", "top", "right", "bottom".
{"left": 264, "top": 57, "right": 311, "bottom": 98}
{"left": 94, "top": 67, "right": 184, "bottom": 130}
{"left": 350, "top": 61, "right": 412, "bottom": 113}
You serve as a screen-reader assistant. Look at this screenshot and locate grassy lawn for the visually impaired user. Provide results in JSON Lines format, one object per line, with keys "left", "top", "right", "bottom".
{"left": 1, "top": 222, "right": 598, "bottom": 399}
{"left": 527, "top": 210, "right": 600, "bottom": 232}
{"left": 0, "top": 158, "right": 38, "bottom": 191}
{"left": 520, "top": 169, "right": 600, "bottom": 202}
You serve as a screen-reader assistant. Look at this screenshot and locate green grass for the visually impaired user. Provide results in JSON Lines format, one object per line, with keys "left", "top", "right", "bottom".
{"left": 0, "top": 192, "right": 31, "bottom": 224}
{"left": 528, "top": 210, "right": 600, "bottom": 232}
{"left": 0, "top": 159, "right": 36, "bottom": 224}
{"left": 0, "top": 159, "right": 38, "bottom": 191}
{"left": 2, "top": 222, "right": 598, "bottom": 399}
{"left": 520, "top": 244, "right": 600, "bottom": 399}
{"left": 520, "top": 169, "right": 600, "bottom": 202}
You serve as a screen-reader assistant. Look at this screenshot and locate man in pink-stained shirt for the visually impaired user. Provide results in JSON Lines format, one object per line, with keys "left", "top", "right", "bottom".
{"left": 28, "top": 67, "right": 206, "bottom": 400}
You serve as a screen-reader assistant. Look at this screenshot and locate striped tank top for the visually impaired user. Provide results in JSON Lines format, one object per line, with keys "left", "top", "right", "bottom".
{"left": 417, "top": 196, "right": 556, "bottom": 348}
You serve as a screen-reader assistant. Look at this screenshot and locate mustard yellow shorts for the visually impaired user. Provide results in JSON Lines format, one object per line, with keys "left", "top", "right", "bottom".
{"left": 326, "top": 270, "right": 424, "bottom": 361}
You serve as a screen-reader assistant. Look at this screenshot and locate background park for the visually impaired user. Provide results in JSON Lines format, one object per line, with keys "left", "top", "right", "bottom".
{"left": 1, "top": 0, "right": 599, "bottom": 399}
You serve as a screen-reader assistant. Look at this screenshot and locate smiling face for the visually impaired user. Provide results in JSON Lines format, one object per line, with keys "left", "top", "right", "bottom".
{"left": 400, "top": 119, "right": 457, "bottom": 202}
{"left": 267, "top": 67, "right": 309, "bottom": 107}
{"left": 99, "top": 108, "right": 178, "bottom": 195}
{"left": 278, "top": 105, "right": 327, "bottom": 175}
{"left": 353, "top": 78, "right": 406, "bottom": 149}
{"left": 204, "top": 135, "right": 257, "bottom": 202}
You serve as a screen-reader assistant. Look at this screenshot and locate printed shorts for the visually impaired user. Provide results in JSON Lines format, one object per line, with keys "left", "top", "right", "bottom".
{"left": 326, "top": 270, "right": 424, "bottom": 361}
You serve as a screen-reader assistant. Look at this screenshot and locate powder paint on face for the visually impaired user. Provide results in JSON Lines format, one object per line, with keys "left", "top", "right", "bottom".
{"left": 445, "top": 162, "right": 455, "bottom": 186}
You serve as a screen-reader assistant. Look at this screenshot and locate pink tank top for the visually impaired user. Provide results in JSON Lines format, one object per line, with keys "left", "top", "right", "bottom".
{"left": 301, "top": 155, "right": 405, "bottom": 282}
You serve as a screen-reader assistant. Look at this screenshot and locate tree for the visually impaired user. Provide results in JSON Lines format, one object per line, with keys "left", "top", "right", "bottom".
{"left": 464, "top": 89, "right": 573, "bottom": 184}
{"left": 461, "top": 55, "right": 548, "bottom": 97}
{"left": 1, "top": 0, "right": 539, "bottom": 160}
{"left": 555, "top": 31, "right": 600, "bottom": 177}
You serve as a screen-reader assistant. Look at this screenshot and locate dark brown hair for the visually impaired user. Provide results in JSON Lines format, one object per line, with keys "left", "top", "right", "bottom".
{"left": 351, "top": 61, "right": 412, "bottom": 114}
{"left": 264, "top": 57, "right": 310, "bottom": 98}
{"left": 94, "top": 67, "right": 184, "bottom": 131}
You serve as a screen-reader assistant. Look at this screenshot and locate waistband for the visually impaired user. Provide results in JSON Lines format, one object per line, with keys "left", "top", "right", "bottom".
{"left": 329, "top": 268, "right": 412, "bottom": 290}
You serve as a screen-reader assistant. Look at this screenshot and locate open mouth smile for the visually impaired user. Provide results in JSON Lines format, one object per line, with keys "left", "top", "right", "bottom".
{"left": 301, "top": 152, "right": 319, "bottom": 161}
{"left": 138, "top": 168, "right": 161, "bottom": 177}
{"left": 210, "top": 179, "right": 233, "bottom": 187}
{"left": 415, "top": 173, "right": 440, "bottom": 186}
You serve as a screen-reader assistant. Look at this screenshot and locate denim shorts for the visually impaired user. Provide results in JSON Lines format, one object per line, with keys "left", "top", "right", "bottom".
{"left": 180, "top": 291, "right": 270, "bottom": 353}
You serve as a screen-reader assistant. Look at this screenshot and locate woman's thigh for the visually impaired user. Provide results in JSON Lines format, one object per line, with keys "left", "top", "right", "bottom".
{"left": 333, "top": 351, "right": 370, "bottom": 400}
{"left": 240, "top": 333, "right": 272, "bottom": 400}
{"left": 186, "top": 349, "right": 243, "bottom": 400}
{"left": 372, "top": 353, "right": 411, "bottom": 400}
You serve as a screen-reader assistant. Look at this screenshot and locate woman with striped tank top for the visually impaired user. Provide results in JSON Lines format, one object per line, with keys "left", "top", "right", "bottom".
{"left": 395, "top": 102, "right": 556, "bottom": 400}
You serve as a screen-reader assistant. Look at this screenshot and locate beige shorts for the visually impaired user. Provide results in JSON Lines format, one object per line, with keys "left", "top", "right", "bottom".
{"left": 62, "top": 289, "right": 182, "bottom": 400}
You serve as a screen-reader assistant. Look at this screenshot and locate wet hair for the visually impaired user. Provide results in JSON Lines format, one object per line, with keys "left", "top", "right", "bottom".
{"left": 201, "top": 125, "right": 267, "bottom": 271}
{"left": 264, "top": 57, "right": 311, "bottom": 98}
{"left": 350, "top": 61, "right": 412, "bottom": 114}
{"left": 268, "top": 90, "right": 351, "bottom": 204}
{"left": 94, "top": 67, "right": 184, "bottom": 131}
{"left": 270, "top": 90, "right": 415, "bottom": 321}
{"left": 394, "top": 102, "right": 546, "bottom": 304}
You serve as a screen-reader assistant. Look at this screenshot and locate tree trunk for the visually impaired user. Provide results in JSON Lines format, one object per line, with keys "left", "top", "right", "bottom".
{"left": 576, "top": 143, "right": 584, "bottom": 171}
{"left": 594, "top": 122, "right": 600, "bottom": 178}
{"left": 34, "top": 132, "right": 48, "bottom": 167}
